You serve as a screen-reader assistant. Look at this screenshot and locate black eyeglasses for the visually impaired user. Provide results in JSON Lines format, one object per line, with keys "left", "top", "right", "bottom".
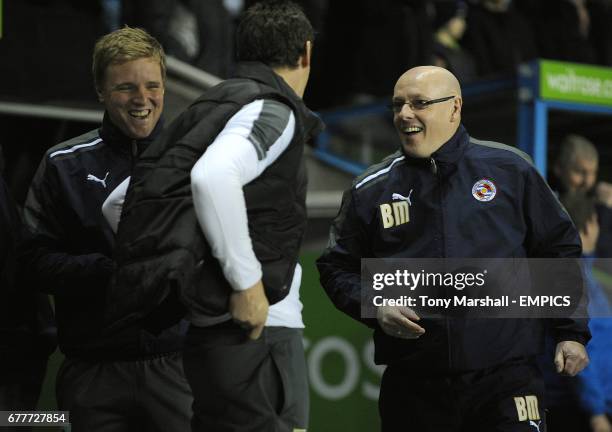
{"left": 389, "top": 95, "right": 455, "bottom": 113}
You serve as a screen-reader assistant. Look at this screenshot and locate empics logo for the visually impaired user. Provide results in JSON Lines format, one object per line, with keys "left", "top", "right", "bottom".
{"left": 514, "top": 395, "right": 540, "bottom": 422}
{"left": 380, "top": 190, "right": 412, "bottom": 229}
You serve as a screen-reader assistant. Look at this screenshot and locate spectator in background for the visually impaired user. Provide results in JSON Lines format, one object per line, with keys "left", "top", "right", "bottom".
{"left": 542, "top": 192, "right": 612, "bottom": 432}
{"left": 533, "top": 0, "right": 598, "bottom": 65}
{"left": 190, "top": 0, "right": 235, "bottom": 78}
{"left": 432, "top": 0, "right": 477, "bottom": 84}
{"left": 0, "top": 170, "right": 56, "bottom": 432}
{"left": 319, "top": 0, "right": 435, "bottom": 106}
{"left": 461, "top": 0, "right": 538, "bottom": 77}
{"left": 123, "top": 0, "right": 235, "bottom": 78}
{"left": 524, "top": 0, "right": 612, "bottom": 67}
{"left": 553, "top": 134, "right": 612, "bottom": 258}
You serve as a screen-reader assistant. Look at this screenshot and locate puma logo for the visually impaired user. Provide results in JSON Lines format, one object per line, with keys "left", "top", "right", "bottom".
{"left": 392, "top": 190, "right": 413, "bottom": 206}
{"left": 529, "top": 420, "right": 542, "bottom": 431}
{"left": 87, "top": 172, "right": 109, "bottom": 188}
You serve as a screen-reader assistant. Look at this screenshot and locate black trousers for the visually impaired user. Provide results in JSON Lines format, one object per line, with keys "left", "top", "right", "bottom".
{"left": 56, "top": 352, "right": 192, "bottom": 432}
{"left": 0, "top": 354, "right": 49, "bottom": 432}
{"left": 379, "top": 358, "right": 547, "bottom": 432}
{"left": 183, "top": 324, "right": 308, "bottom": 432}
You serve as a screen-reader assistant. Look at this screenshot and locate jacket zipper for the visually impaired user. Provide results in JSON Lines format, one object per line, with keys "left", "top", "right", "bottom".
{"left": 429, "top": 157, "right": 438, "bottom": 175}
{"left": 431, "top": 156, "right": 452, "bottom": 370}
{"left": 131, "top": 140, "right": 138, "bottom": 167}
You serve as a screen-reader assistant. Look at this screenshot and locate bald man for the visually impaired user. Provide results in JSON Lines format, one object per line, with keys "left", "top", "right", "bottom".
{"left": 553, "top": 134, "right": 612, "bottom": 259}
{"left": 317, "top": 66, "right": 590, "bottom": 431}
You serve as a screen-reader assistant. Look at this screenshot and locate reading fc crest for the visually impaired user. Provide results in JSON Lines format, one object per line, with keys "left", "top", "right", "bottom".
{"left": 472, "top": 179, "right": 497, "bottom": 202}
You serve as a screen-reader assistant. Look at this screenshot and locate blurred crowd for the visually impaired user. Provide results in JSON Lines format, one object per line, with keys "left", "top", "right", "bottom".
{"left": 115, "top": 0, "right": 612, "bottom": 107}
{"left": 2, "top": 0, "right": 612, "bottom": 109}
{"left": 126, "top": 0, "right": 612, "bottom": 108}
{"left": 543, "top": 135, "right": 612, "bottom": 432}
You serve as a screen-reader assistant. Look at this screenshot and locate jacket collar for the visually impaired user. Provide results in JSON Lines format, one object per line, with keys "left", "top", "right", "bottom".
{"left": 403, "top": 124, "right": 469, "bottom": 177}
{"left": 234, "top": 62, "right": 295, "bottom": 98}
{"left": 233, "top": 62, "right": 324, "bottom": 143}
{"left": 98, "top": 112, "right": 165, "bottom": 155}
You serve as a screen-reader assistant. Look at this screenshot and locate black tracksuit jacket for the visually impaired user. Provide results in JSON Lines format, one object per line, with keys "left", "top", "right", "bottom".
{"left": 23, "top": 115, "right": 183, "bottom": 360}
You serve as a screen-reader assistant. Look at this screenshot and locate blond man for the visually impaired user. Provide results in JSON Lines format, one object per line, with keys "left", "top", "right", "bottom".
{"left": 23, "top": 27, "right": 192, "bottom": 431}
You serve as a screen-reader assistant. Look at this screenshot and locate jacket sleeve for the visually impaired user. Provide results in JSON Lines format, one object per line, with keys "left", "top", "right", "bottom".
{"left": 21, "top": 156, "right": 114, "bottom": 296}
{"left": 522, "top": 165, "right": 591, "bottom": 345}
{"left": 316, "top": 188, "right": 377, "bottom": 328}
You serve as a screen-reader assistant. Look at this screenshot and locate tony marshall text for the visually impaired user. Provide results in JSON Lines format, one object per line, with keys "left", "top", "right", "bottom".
{"left": 372, "top": 295, "right": 572, "bottom": 308}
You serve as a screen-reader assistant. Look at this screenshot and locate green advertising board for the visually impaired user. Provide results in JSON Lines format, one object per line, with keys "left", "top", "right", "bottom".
{"left": 301, "top": 252, "right": 382, "bottom": 431}
{"left": 540, "top": 59, "right": 612, "bottom": 106}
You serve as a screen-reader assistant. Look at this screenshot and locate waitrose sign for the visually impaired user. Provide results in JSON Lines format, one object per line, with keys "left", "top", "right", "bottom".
{"left": 540, "top": 60, "right": 612, "bottom": 105}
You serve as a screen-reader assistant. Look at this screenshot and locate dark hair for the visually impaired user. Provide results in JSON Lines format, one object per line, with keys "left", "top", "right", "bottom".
{"left": 236, "top": 1, "right": 314, "bottom": 68}
{"left": 560, "top": 191, "right": 596, "bottom": 232}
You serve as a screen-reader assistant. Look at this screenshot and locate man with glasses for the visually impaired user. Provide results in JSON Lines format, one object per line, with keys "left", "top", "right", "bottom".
{"left": 317, "top": 66, "right": 590, "bottom": 431}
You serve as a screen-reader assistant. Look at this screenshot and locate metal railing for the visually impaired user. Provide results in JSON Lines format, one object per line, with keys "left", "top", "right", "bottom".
{"left": 0, "top": 56, "right": 222, "bottom": 123}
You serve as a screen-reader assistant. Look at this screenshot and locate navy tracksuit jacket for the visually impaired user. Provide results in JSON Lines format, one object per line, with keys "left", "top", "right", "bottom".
{"left": 317, "top": 125, "right": 590, "bottom": 373}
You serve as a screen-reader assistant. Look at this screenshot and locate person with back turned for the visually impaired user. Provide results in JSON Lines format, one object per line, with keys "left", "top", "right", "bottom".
{"left": 107, "top": 2, "right": 322, "bottom": 431}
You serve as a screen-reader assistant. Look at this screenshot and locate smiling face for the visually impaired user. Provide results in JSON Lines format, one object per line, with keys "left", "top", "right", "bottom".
{"left": 393, "top": 66, "right": 462, "bottom": 158}
{"left": 97, "top": 57, "right": 164, "bottom": 139}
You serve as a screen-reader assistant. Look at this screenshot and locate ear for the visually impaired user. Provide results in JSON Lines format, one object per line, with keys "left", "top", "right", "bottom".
{"left": 96, "top": 88, "right": 105, "bottom": 103}
{"left": 450, "top": 96, "right": 462, "bottom": 122}
{"left": 300, "top": 40, "right": 312, "bottom": 68}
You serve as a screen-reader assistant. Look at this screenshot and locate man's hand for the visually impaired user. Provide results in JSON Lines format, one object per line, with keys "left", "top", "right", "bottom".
{"left": 591, "top": 414, "right": 612, "bottom": 432}
{"left": 580, "top": 214, "right": 600, "bottom": 254}
{"left": 377, "top": 306, "right": 425, "bottom": 339}
{"left": 596, "top": 181, "right": 612, "bottom": 208}
{"left": 230, "top": 280, "right": 269, "bottom": 340}
{"left": 554, "top": 340, "right": 589, "bottom": 376}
